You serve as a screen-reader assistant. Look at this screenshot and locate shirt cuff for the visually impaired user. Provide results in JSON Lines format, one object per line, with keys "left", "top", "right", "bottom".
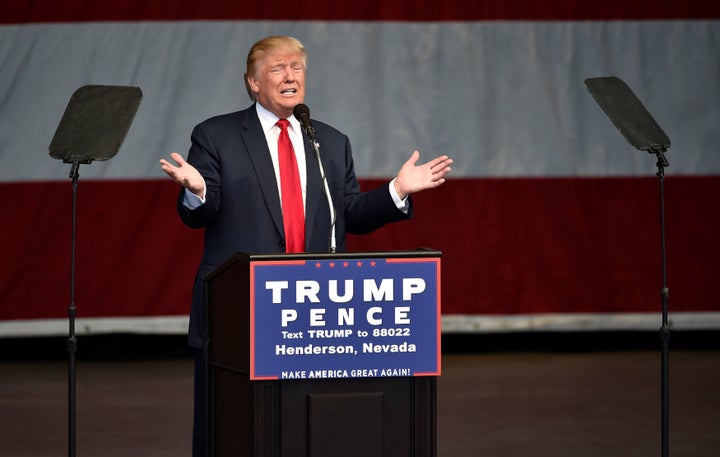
{"left": 389, "top": 178, "right": 410, "bottom": 213}
{"left": 182, "top": 183, "right": 206, "bottom": 209}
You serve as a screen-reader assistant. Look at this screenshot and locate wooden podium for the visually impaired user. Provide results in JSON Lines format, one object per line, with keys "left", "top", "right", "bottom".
{"left": 204, "top": 251, "right": 441, "bottom": 457}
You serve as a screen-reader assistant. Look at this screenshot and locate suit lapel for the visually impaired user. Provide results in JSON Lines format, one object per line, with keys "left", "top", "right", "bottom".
{"left": 239, "top": 107, "right": 285, "bottom": 239}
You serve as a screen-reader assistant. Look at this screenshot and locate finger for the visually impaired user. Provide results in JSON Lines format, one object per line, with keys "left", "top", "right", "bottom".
{"left": 424, "top": 155, "right": 450, "bottom": 169}
{"left": 432, "top": 162, "right": 453, "bottom": 175}
{"left": 159, "top": 158, "right": 175, "bottom": 172}
{"left": 170, "top": 151, "right": 186, "bottom": 165}
{"left": 405, "top": 150, "right": 421, "bottom": 166}
{"left": 160, "top": 165, "right": 178, "bottom": 180}
{"left": 433, "top": 167, "right": 452, "bottom": 180}
{"left": 432, "top": 161, "right": 452, "bottom": 172}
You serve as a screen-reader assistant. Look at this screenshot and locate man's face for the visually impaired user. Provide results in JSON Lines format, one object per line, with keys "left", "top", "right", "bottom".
{"left": 248, "top": 47, "right": 306, "bottom": 119}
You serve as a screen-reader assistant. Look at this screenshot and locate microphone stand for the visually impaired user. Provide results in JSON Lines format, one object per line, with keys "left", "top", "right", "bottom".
{"left": 304, "top": 128, "right": 337, "bottom": 253}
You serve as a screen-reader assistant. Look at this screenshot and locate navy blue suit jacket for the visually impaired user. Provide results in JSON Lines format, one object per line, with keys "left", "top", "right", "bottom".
{"left": 178, "top": 104, "right": 412, "bottom": 348}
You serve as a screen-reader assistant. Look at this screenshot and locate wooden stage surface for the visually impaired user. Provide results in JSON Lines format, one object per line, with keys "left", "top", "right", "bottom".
{"left": 1, "top": 334, "right": 719, "bottom": 456}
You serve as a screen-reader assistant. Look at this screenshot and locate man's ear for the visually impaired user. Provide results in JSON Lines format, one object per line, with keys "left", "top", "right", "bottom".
{"left": 247, "top": 75, "right": 260, "bottom": 93}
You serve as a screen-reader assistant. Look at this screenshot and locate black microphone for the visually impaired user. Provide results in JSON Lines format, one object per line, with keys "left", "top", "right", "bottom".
{"left": 293, "top": 103, "right": 315, "bottom": 139}
{"left": 293, "top": 103, "right": 337, "bottom": 253}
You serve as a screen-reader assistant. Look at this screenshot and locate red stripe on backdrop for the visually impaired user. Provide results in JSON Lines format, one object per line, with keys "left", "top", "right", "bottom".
{"left": 348, "top": 176, "right": 720, "bottom": 316}
{"left": 0, "top": 180, "right": 201, "bottom": 320}
{"left": 2, "top": 0, "right": 720, "bottom": 23}
{"left": 1, "top": 177, "right": 718, "bottom": 322}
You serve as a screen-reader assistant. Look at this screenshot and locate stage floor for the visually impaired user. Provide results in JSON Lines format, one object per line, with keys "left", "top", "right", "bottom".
{"left": 2, "top": 350, "right": 719, "bottom": 456}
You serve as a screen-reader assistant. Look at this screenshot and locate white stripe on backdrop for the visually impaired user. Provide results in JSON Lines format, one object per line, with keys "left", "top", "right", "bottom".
{"left": 2, "top": 312, "right": 720, "bottom": 338}
{"left": 2, "top": 17, "right": 719, "bottom": 336}
{"left": 1, "top": 20, "right": 719, "bottom": 182}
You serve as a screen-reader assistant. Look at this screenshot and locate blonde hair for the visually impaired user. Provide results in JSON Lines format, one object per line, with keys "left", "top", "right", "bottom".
{"left": 244, "top": 36, "right": 307, "bottom": 101}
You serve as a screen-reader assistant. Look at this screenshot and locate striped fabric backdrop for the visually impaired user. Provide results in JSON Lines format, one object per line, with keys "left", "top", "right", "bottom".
{"left": 1, "top": 0, "right": 719, "bottom": 336}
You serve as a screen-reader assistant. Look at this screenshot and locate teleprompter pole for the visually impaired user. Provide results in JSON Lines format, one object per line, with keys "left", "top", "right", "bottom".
{"left": 68, "top": 161, "right": 80, "bottom": 457}
{"left": 655, "top": 149, "right": 670, "bottom": 457}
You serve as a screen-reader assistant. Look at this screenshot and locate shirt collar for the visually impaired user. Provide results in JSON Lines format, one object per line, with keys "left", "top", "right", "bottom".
{"left": 255, "top": 102, "right": 302, "bottom": 134}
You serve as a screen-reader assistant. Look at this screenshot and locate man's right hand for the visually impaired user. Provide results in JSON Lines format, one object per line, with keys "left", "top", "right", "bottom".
{"left": 159, "top": 152, "right": 206, "bottom": 198}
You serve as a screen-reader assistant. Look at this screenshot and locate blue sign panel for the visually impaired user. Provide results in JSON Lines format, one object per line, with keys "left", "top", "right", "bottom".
{"left": 250, "top": 257, "right": 441, "bottom": 380}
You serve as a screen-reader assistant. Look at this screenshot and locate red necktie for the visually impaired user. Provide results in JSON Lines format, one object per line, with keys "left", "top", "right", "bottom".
{"left": 276, "top": 119, "right": 305, "bottom": 252}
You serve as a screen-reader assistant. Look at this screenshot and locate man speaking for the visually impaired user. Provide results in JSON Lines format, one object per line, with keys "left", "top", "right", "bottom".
{"left": 159, "top": 35, "right": 452, "bottom": 456}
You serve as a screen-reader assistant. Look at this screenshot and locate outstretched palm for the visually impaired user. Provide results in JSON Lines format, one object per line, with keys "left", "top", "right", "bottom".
{"left": 394, "top": 150, "right": 453, "bottom": 199}
{"left": 159, "top": 152, "right": 205, "bottom": 197}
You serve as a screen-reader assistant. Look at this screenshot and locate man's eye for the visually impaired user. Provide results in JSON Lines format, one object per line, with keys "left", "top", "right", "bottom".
{"left": 270, "top": 66, "right": 284, "bottom": 74}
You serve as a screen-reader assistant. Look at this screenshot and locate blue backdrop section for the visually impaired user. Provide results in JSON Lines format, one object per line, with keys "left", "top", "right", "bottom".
{"left": 250, "top": 257, "right": 440, "bottom": 379}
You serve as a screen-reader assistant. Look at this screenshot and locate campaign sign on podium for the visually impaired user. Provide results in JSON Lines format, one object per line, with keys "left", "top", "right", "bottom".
{"left": 249, "top": 256, "right": 441, "bottom": 380}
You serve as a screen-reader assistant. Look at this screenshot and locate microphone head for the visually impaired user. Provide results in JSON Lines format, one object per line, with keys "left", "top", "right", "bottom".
{"left": 293, "top": 103, "right": 310, "bottom": 120}
{"left": 293, "top": 103, "right": 316, "bottom": 140}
